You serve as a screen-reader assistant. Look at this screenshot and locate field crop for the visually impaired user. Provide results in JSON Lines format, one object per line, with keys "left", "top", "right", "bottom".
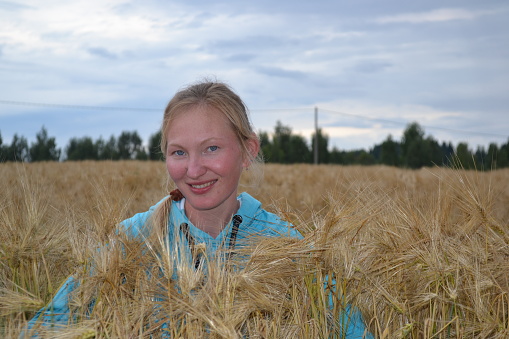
{"left": 1, "top": 161, "right": 508, "bottom": 338}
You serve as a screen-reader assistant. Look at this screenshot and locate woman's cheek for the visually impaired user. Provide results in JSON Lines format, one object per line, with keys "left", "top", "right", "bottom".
{"left": 166, "top": 160, "right": 185, "bottom": 181}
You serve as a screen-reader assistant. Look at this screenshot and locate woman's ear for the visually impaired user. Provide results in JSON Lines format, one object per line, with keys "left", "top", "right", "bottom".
{"left": 243, "top": 134, "right": 260, "bottom": 168}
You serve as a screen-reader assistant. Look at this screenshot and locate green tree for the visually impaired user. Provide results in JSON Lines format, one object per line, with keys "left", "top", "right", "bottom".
{"left": 311, "top": 128, "right": 329, "bottom": 164}
{"left": 356, "top": 150, "right": 376, "bottom": 165}
{"left": 260, "top": 122, "right": 311, "bottom": 163}
{"left": 289, "top": 134, "right": 311, "bottom": 163}
{"left": 0, "top": 132, "right": 8, "bottom": 161}
{"left": 328, "top": 147, "right": 344, "bottom": 164}
{"left": 474, "top": 146, "right": 487, "bottom": 170}
{"left": 10, "top": 134, "right": 30, "bottom": 162}
{"left": 65, "top": 137, "right": 98, "bottom": 160}
{"left": 455, "top": 142, "right": 474, "bottom": 169}
{"left": 96, "top": 136, "right": 119, "bottom": 160}
{"left": 117, "top": 131, "right": 143, "bottom": 160}
{"left": 135, "top": 149, "right": 149, "bottom": 160}
{"left": 259, "top": 131, "right": 273, "bottom": 162}
{"left": 423, "top": 136, "right": 444, "bottom": 167}
{"left": 401, "top": 122, "right": 425, "bottom": 169}
{"left": 271, "top": 121, "right": 292, "bottom": 163}
{"left": 440, "top": 142, "right": 455, "bottom": 167}
{"left": 29, "top": 126, "right": 60, "bottom": 162}
{"left": 400, "top": 123, "right": 446, "bottom": 168}
{"left": 499, "top": 139, "right": 509, "bottom": 168}
{"left": 487, "top": 143, "right": 499, "bottom": 170}
{"left": 380, "top": 134, "right": 399, "bottom": 166}
{"left": 1, "top": 135, "right": 8, "bottom": 161}
{"left": 148, "top": 131, "right": 163, "bottom": 161}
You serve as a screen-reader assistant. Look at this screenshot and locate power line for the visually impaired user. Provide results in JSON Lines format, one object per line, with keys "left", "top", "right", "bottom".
{"left": 0, "top": 99, "right": 161, "bottom": 112}
{"left": 1, "top": 99, "right": 506, "bottom": 140}
{"left": 0, "top": 99, "right": 312, "bottom": 112}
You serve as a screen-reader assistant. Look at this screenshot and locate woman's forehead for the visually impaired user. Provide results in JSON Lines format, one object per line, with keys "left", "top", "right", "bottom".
{"left": 168, "top": 106, "right": 237, "bottom": 138}
{"left": 169, "top": 105, "right": 236, "bottom": 131}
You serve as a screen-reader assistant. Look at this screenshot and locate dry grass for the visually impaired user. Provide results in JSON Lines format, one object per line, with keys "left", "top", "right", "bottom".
{"left": 1, "top": 161, "right": 509, "bottom": 338}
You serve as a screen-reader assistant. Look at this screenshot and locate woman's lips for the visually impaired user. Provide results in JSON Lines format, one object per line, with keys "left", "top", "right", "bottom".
{"left": 188, "top": 180, "right": 217, "bottom": 192}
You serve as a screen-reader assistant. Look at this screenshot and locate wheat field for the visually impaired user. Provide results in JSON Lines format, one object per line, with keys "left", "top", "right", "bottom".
{"left": 1, "top": 161, "right": 509, "bottom": 338}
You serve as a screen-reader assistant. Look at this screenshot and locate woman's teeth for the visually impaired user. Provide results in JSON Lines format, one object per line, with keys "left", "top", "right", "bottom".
{"left": 191, "top": 181, "right": 215, "bottom": 189}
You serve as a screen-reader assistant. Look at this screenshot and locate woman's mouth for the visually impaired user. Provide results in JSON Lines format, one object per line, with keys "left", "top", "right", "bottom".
{"left": 190, "top": 180, "right": 217, "bottom": 189}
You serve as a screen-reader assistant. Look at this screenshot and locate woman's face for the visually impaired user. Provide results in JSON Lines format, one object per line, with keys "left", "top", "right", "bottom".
{"left": 165, "top": 105, "right": 248, "bottom": 220}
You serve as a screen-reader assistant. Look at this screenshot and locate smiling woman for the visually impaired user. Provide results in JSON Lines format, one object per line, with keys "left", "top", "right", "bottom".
{"left": 25, "top": 80, "right": 373, "bottom": 338}
{"left": 163, "top": 89, "right": 260, "bottom": 237}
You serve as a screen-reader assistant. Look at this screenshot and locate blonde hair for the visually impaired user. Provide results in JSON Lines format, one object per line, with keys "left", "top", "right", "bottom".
{"left": 161, "top": 80, "right": 261, "bottom": 165}
{"left": 150, "top": 80, "right": 263, "bottom": 235}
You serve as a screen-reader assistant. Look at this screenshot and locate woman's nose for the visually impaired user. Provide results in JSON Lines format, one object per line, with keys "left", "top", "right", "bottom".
{"left": 186, "top": 155, "right": 207, "bottom": 178}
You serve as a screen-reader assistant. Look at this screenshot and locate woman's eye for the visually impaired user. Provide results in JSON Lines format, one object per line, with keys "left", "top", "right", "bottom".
{"left": 173, "top": 150, "right": 185, "bottom": 156}
{"left": 207, "top": 146, "right": 218, "bottom": 152}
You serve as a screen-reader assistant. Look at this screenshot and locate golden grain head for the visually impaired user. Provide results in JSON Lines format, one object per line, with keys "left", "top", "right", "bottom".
{"left": 1, "top": 161, "right": 508, "bottom": 338}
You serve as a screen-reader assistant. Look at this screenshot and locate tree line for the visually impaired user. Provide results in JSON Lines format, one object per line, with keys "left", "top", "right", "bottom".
{"left": 0, "top": 128, "right": 161, "bottom": 162}
{"left": 1, "top": 122, "right": 508, "bottom": 170}
{"left": 260, "top": 121, "right": 509, "bottom": 169}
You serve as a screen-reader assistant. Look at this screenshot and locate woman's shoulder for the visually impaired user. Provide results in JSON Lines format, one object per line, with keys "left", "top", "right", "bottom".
{"left": 238, "top": 192, "right": 302, "bottom": 239}
{"left": 120, "top": 196, "right": 170, "bottom": 237}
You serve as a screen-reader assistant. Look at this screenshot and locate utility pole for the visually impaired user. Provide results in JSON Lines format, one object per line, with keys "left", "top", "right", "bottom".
{"left": 314, "top": 106, "right": 318, "bottom": 165}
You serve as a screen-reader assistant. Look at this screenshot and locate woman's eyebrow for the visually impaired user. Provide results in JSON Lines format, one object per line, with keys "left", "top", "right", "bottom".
{"left": 166, "top": 141, "right": 184, "bottom": 148}
{"left": 167, "top": 137, "right": 222, "bottom": 148}
{"left": 201, "top": 137, "right": 221, "bottom": 143}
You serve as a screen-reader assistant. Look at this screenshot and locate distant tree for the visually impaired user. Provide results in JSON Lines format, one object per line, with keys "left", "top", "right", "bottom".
{"left": 398, "top": 123, "right": 443, "bottom": 168}
{"left": 289, "top": 134, "right": 312, "bottom": 163}
{"left": 271, "top": 121, "right": 292, "bottom": 163}
{"left": 474, "top": 146, "right": 487, "bottom": 170}
{"left": 0, "top": 132, "right": 7, "bottom": 161}
{"left": 440, "top": 142, "right": 455, "bottom": 167}
{"left": 1, "top": 136, "right": 8, "bottom": 161}
{"left": 407, "top": 141, "right": 425, "bottom": 168}
{"left": 328, "top": 147, "right": 343, "bottom": 164}
{"left": 117, "top": 131, "right": 143, "bottom": 160}
{"left": 370, "top": 145, "right": 379, "bottom": 163}
{"left": 97, "top": 135, "right": 119, "bottom": 160}
{"left": 311, "top": 128, "right": 329, "bottom": 164}
{"left": 135, "top": 149, "right": 149, "bottom": 160}
{"left": 65, "top": 137, "right": 98, "bottom": 160}
{"left": 423, "top": 136, "right": 443, "bottom": 167}
{"left": 330, "top": 148, "right": 370, "bottom": 165}
{"left": 487, "top": 143, "right": 499, "bottom": 170}
{"left": 11, "top": 134, "right": 30, "bottom": 162}
{"left": 29, "top": 126, "right": 60, "bottom": 162}
{"left": 401, "top": 122, "right": 425, "bottom": 169}
{"left": 499, "top": 139, "right": 509, "bottom": 168}
{"left": 258, "top": 131, "right": 273, "bottom": 162}
{"left": 380, "top": 134, "right": 399, "bottom": 166}
{"left": 356, "top": 150, "right": 376, "bottom": 165}
{"left": 148, "top": 131, "right": 163, "bottom": 161}
{"left": 347, "top": 150, "right": 367, "bottom": 165}
{"left": 258, "top": 122, "right": 312, "bottom": 163}
{"left": 455, "top": 142, "right": 474, "bottom": 169}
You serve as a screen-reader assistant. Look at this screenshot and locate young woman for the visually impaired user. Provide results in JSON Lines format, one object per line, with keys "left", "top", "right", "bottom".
{"left": 27, "top": 81, "right": 372, "bottom": 338}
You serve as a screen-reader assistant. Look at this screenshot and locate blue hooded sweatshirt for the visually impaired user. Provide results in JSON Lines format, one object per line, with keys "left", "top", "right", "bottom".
{"left": 26, "top": 192, "right": 372, "bottom": 338}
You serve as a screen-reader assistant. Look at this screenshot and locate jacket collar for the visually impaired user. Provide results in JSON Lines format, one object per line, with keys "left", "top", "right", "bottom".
{"left": 169, "top": 192, "right": 262, "bottom": 233}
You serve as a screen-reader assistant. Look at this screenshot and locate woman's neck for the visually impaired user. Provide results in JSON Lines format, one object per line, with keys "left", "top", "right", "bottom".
{"left": 185, "top": 200, "right": 240, "bottom": 239}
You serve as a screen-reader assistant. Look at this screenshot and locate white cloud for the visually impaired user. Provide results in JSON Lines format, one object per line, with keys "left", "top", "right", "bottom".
{"left": 317, "top": 100, "right": 462, "bottom": 124}
{"left": 375, "top": 8, "right": 495, "bottom": 24}
{"left": 1, "top": 1, "right": 508, "bottom": 152}
{"left": 285, "top": 100, "right": 472, "bottom": 149}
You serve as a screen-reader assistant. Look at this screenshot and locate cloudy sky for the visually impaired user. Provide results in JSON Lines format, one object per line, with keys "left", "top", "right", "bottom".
{"left": 1, "top": 0, "right": 508, "bottom": 153}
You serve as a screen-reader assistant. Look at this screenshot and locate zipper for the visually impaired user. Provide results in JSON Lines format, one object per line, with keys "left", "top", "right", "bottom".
{"left": 179, "top": 215, "right": 243, "bottom": 269}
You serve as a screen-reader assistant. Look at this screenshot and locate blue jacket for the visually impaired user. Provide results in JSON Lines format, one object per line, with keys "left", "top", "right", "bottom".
{"left": 26, "top": 192, "right": 372, "bottom": 338}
